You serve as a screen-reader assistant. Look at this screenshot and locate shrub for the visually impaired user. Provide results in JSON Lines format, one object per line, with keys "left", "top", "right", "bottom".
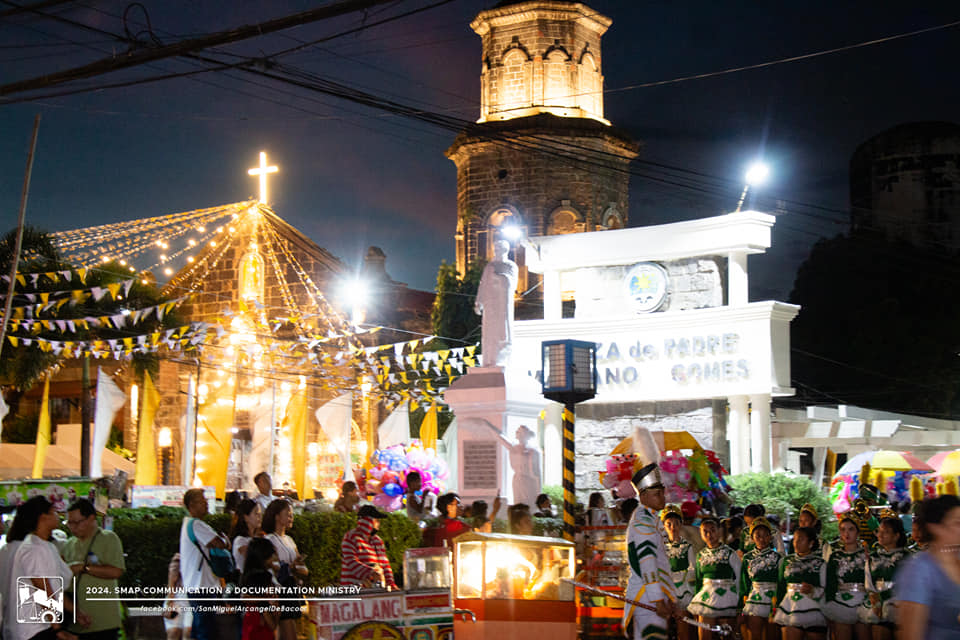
{"left": 105, "top": 507, "right": 421, "bottom": 591}
{"left": 727, "top": 472, "right": 838, "bottom": 540}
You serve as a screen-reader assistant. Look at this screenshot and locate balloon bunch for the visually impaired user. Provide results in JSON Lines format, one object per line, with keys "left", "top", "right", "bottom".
{"left": 366, "top": 441, "right": 449, "bottom": 512}
{"left": 600, "top": 454, "right": 639, "bottom": 499}
{"left": 830, "top": 479, "right": 852, "bottom": 513}
{"left": 659, "top": 452, "right": 698, "bottom": 504}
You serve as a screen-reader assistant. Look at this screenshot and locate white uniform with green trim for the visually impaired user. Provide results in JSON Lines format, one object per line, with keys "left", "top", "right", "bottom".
{"left": 624, "top": 504, "right": 676, "bottom": 640}
{"left": 688, "top": 544, "right": 741, "bottom": 618}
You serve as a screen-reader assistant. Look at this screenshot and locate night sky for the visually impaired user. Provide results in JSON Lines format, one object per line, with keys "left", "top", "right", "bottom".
{"left": 2, "top": 0, "right": 958, "bottom": 301}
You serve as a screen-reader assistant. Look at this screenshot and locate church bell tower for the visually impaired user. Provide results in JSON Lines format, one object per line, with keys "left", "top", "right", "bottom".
{"left": 447, "top": 0, "right": 639, "bottom": 300}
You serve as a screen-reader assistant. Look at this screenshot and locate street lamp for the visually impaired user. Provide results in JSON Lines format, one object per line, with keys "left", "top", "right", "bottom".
{"left": 158, "top": 426, "right": 172, "bottom": 484}
{"left": 735, "top": 161, "right": 770, "bottom": 212}
{"left": 541, "top": 340, "right": 598, "bottom": 541}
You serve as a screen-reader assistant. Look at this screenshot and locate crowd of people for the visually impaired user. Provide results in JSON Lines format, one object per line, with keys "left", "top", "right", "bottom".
{"left": 2, "top": 461, "right": 957, "bottom": 640}
{"left": 624, "top": 459, "right": 960, "bottom": 640}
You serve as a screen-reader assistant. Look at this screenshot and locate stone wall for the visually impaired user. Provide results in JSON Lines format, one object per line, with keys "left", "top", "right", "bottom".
{"left": 570, "top": 257, "right": 724, "bottom": 318}
{"left": 569, "top": 400, "right": 715, "bottom": 503}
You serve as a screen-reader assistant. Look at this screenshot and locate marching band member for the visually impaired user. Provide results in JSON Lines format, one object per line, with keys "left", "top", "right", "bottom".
{"left": 663, "top": 504, "right": 697, "bottom": 640}
{"left": 623, "top": 428, "right": 677, "bottom": 640}
{"left": 824, "top": 513, "right": 868, "bottom": 640}
{"left": 740, "top": 517, "right": 781, "bottom": 640}
{"left": 774, "top": 526, "right": 828, "bottom": 640}
{"left": 858, "top": 510, "right": 910, "bottom": 639}
{"left": 688, "top": 514, "right": 740, "bottom": 639}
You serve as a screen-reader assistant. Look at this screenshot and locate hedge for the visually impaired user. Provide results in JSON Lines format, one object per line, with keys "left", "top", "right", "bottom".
{"left": 105, "top": 507, "right": 422, "bottom": 591}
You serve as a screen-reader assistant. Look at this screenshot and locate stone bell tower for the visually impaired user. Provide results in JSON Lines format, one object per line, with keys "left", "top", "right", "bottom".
{"left": 447, "top": 0, "right": 639, "bottom": 303}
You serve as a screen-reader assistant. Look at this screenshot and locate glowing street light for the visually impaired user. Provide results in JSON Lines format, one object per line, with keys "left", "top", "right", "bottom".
{"left": 735, "top": 161, "right": 770, "bottom": 212}
{"left": 500, "top": 224, "right": 523, "bottom": 242}
{"left": 342, "top": 278, "right": 370, "bottom": 326}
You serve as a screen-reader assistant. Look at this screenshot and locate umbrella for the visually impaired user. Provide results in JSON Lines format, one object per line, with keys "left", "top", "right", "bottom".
{"left": 609, "top": 430, "right": 701, "bottom": 456}
{"left": 927, "top": 450, "right": 960, "bottom": 477}
{"left": 835, "top": 450, "right": 934, "bottom": 477}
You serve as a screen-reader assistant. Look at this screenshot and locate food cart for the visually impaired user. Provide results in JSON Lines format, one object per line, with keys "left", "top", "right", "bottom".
{"left": 310, "top": 547, "right": 454, "bottom": 640}
{"left": 452, "top": 532, "right": 577, "bottom": 640}
{"left": 577, "top": 525, "right": 627, "bottom": 640}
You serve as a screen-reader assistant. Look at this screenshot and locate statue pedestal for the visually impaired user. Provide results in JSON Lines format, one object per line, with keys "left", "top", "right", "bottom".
{"left": 444, "top": 366, "right": 546, "bottom": 507}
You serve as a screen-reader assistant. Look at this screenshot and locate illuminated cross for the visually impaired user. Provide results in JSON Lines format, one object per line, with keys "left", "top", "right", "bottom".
{"left": 247, "top": 151, "right": 279, "bottom": 204}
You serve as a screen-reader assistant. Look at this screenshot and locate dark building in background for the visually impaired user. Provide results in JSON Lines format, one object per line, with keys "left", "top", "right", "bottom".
{"left": 850, "top": 121, "right": 960, "bottom": 251}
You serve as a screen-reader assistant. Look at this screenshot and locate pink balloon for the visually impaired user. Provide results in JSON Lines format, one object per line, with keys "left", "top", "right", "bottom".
{"left": 616, "top": 479, "right": 637, "bottom": 499}
{"left": 601, "top": 474, "right": 617, "bottom": 489}
{"left": 373, "top": 493, "right": 393, "bottom": 508}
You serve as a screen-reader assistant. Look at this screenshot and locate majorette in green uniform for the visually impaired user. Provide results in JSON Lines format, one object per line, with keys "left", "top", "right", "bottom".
{"left": 859, "top": 510, "right": 910, "bottom": 625}
{"left": 773, "top": 528, "right": 827, "bottom": 629}
{"left": 661, "top": 505, "right": 696, "bottom": 611}
{"left": 825, "top": 512, "right": 868, "bottom": 624}
{"left": 688, "top": 516, "right": 741, "bottom": 619}
{"left": 740, "top": 517, "right": 782, "bottom": 618}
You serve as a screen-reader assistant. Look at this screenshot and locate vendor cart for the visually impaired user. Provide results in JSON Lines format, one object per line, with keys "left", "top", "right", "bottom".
{"left": 310, "top": 547, "right": 454, "bottom": 640}
{"left": 577, "top": 525, "right": 627, "bottom": 640}
{"left": 452, "top": 532, "right": 577, "bottom": 640}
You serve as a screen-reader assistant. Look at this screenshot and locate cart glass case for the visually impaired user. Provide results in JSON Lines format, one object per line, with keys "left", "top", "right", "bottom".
{"left": 403, "top": 546, "right": 452, "bottom": 591}
{"left": 453, "top": 532, "right": 575, "bottom": 601}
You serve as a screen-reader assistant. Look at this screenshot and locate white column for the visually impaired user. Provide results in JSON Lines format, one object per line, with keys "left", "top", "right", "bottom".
{"left": 749, "top": 394, "right": 772, "bottom": 472}
{"left": 728, "top": 251, "right": 748, "bottom": 306}
{"left": 812, "top": 447, "right": 829, "bottom": 488}
{"left": 727, "top": 395, "right": 750, "bottom": 475}
{"left": 543, "top": 269, "right": 562, "bottom": 321}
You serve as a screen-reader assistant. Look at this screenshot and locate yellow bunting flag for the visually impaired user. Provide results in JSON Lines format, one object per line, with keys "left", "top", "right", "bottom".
{"left": 420, "top": 403, "right": 438, "bottom": 451}
{"left": 31, "top": 377, "right": 52, "bottom": 478}
{"left": 195, "top": 402, "right": 234, "bottom": 499}
{"left": 134, "top": 372, "right": 160, "bottom": 485}
{"left": 284, "top": 390, "right": 312, "bottom": 500}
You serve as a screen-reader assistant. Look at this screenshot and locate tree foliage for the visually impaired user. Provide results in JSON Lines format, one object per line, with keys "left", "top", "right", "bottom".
{"left": 789, "top": 233, "right": 960, "bottom": 418}
{"left": 430, "top": 260, "right": 483, "bottom": 350}
{"left": 728, "top": 472, "right": 838, "bottom": 539}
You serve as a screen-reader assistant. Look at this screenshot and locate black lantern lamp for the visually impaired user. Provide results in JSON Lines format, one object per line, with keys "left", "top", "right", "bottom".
{"left": 540, "top": 340, "right": 597, "bottom": 540}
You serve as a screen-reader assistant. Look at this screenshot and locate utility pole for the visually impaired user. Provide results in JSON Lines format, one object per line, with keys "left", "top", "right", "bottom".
{"left": 0, "top": 114, "right": 40, "bottom": 360}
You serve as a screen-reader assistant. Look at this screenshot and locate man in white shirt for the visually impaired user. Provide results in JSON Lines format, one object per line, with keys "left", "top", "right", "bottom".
{"left": 180, "top": 488, "right": 234, "bottom": 640}
{"left": 7, "top": 496, "right": 89, "bottom": 640}
{"left": 253, "top": 472, "right": 274, "bottom": 511}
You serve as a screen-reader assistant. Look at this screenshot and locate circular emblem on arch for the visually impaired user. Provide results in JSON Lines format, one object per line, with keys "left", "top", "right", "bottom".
{"left": 623, "top": 262, "right": 668, "bottom": 313}
{"left": 341, "top": 620, "right": 405, "bottom": 640}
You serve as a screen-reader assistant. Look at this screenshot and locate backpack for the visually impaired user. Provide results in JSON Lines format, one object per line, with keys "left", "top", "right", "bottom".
{"left": 187, "top": 518, "right": 237, "bottom": 580}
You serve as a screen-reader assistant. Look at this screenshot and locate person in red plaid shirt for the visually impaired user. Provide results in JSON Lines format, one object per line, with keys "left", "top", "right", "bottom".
{"left": 341, "top": 505, "right": 398, "bottom": 590}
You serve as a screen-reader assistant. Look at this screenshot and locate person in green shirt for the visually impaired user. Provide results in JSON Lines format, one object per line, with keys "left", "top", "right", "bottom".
{"left": 62, "top": 498, "right": 126, "bottom": 639}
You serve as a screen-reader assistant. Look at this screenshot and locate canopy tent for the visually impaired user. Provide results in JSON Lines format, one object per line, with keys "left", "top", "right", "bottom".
{"left": 835, "top": 450, "right": 934, "bottom": 477}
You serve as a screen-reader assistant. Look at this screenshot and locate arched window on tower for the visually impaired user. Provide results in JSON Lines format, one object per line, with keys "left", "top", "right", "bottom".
{"left": 547, "top": 207, "right": 583, "bottom": 235}
{"left": 476, "top": 207, "right": 527, "bottom": 294}
{"left": 500, "top": 47, "right": 531, "bottom": 113}
{"left": 544, "top": 49, "right": 569, "bottom": 107}
{"left": 601, "top": 207, "right": 624, "bottom": 230}
{"left": 578, "top": 52, "right": 602, "bottom": 119}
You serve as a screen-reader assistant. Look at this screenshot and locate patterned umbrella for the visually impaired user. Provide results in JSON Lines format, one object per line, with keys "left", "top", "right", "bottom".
{"left": 835, "top": 450, "right": 935, "bottom": 477}
{"left": 927, "top": 450, "right": 960, "bottom": 477}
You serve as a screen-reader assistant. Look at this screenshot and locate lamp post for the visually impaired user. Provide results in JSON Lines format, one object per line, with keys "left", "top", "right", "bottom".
{"left": 734, "top": 161, "right": 770, "bottom": 212}
{"left": 540, "top": 340, "right": 597, "bottom": 541}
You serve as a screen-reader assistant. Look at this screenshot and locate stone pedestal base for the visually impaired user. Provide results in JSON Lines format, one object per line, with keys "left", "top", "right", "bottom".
{"left": 444, "top": 366, "right": 547, "bottom": 507}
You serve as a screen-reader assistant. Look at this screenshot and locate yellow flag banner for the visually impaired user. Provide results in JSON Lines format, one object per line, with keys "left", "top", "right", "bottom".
{"left": 195, "top": 402, "right": 234, "bottom": 499}
{"left": 31, "top": 377, "right": 51, "bottom": 478}
{"left": 420, "top": 403, "right": 438, "bottom": 452}
{"left": 284, "top": 390, "right": 312, "bottom": 500}
{"left": 134, "top": 372, "right": 160, "bottom": 485}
